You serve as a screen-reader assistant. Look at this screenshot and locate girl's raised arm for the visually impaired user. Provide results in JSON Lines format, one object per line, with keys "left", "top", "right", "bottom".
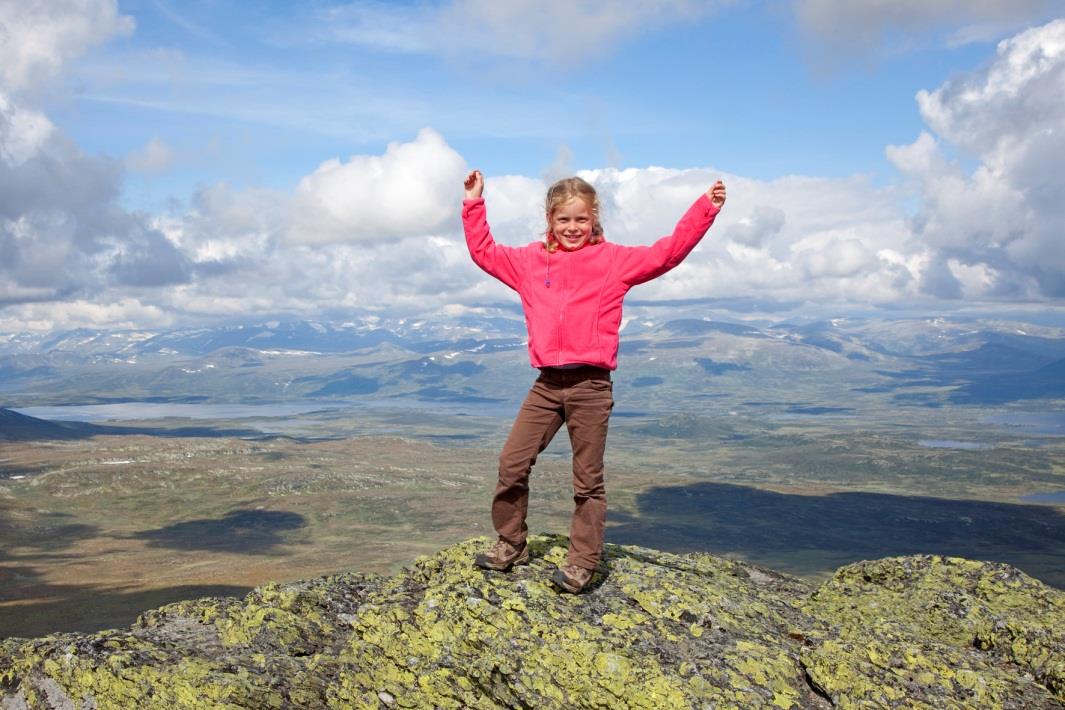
{"left": 462, "top": 169, "right": 524, "bottom": 290}
{"left": 617, "top": 182, "right": 725, "bottom": 287}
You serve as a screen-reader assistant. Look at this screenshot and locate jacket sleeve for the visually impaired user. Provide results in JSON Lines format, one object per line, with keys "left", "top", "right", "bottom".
{"left": 616, "top": 193, "right": 720, "bottom": 286}
{"left": 462, "top": 198, "right": 524, "bottom": 291}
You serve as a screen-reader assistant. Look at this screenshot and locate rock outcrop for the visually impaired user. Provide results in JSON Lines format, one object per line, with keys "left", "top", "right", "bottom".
{"left": 2, "top": 535, "right": 1063, "bottom": 708}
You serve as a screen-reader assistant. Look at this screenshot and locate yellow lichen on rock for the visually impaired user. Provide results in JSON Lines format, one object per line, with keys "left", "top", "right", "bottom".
{"left": 2, "top": 538, "right": 1063, "bottom": 708}
{"left": 801, "top": 555, "right": 1065, "bottom": 707}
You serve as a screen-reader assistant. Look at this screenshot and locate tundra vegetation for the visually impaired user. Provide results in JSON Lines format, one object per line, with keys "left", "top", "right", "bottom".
{"left": 1, "top": 315, "right": 1063, "bottom": 648}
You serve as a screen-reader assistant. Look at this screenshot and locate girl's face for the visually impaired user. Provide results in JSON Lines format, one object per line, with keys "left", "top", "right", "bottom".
{"left": 550, "top": 197, "right": 595, "bottom": 251}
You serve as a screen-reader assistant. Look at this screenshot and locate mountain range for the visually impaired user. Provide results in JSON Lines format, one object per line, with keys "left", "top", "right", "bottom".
{"left": 2, "top": 314, "right": 1064, "bottom": 410}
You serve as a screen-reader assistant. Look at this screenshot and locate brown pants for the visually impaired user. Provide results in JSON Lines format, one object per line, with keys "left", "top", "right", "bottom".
{"left": 493, "top": 366, "right": 614, "bottom": 570}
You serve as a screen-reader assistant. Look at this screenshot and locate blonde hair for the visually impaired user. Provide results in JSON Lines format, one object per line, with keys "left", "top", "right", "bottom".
{"left": 544, "top": 177, "right": 604, "bottom": 253}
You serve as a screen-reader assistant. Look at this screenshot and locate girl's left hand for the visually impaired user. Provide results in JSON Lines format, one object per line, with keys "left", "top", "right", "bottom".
{"left": 707, "top": 180, "right": 726, "bottom": 208}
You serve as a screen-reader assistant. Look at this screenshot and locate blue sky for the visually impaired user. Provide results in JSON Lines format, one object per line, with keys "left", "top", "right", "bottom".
{"left": 60, "top": 0, "right": 1008, "bottom": 206}
{"left": 2, "top": 1, "right": 1064, "bottom": 332}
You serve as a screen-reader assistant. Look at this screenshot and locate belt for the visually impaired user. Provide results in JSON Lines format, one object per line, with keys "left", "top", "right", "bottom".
{"left": 537, "top": 365, "right": 611, "bottom": 384}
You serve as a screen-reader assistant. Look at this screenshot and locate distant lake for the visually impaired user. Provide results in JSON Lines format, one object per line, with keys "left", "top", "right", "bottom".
{"left": 985, "top": 411, "right": 1065, "bottom": 436}
{"left": 918, "top": 440, "right": 992, "bottom": 450}
{"left": 1019, "top": 490, "right": 1065, "bottom": 504}
{"left": 767, "top": 411, "right": 854, "bottom": 421}
{"left": 359, "top": 396, "right": 517, "bottom": 418}
{"left": 12, "top": 402, "right": 347, "bottom": 422}
{"left": 12, "top": 397, "right": 519, "bottom": 424}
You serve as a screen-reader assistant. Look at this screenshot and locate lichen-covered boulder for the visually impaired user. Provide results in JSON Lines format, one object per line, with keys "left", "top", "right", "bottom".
{"left": 1, "top": 537, "right": 1063, "bottom": 709}
{"left": 0, "top": 572, "right": 385, "bottom": 709}
{"left": 800, "top": 555, "right": 1065, "bottom": 708}
{"left": 327, "top": 537, "right": 822, "bottom": 709}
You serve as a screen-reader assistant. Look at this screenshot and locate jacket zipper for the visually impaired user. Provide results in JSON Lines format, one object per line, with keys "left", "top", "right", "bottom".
{"left": 557, "top": 251, "right": 565, "bottom": 362}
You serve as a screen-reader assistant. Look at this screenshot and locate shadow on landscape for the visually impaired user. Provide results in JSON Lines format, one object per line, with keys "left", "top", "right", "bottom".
{"left": 608, "top": 481, "right": 1065, "bottom": 589}
{"left": 0, "top": 506, "right": 101, "bottom": 557}
{"left": 128, "top": 508, "right": 306, "bottom": 554}
{"left": 0, "top": 507, "right": 257, "bottom": 639}
{"left": 0, "top": 582, "right": 251, "bottom": 639}
{"left": 0, "top": 562, "right": 61, "bottom": 603}
{"left": 18, "top": 523, "right": 100, "bottom": 555}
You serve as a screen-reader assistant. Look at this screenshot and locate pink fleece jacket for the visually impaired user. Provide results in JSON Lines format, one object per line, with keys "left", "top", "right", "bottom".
{"left": 462, "top": 193, "right": 720, "bottom": 371}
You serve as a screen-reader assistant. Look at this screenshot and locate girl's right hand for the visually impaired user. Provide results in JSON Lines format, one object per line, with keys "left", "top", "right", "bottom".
{"left": 464, "top": 170, "right": 484, "bottom": 199}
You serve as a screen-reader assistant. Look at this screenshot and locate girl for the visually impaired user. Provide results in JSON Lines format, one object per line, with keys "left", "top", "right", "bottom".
{"left": 463, "top": 170, "right": 726, "bottom": 593}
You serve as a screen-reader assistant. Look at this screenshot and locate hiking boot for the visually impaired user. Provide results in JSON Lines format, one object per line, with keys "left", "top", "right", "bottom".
{"left": 474, "top": 538, "right": 529, "bottom": 571}
{"left": 551, "top": 564, "right": 594, "bottom": 594}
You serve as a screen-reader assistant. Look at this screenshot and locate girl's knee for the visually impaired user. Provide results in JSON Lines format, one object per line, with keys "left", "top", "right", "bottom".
{"left": 498, "top": 456, "right": 535, "bottom": 483}
{"left": 572, "top": 475, "right": 606, "bottom": 498}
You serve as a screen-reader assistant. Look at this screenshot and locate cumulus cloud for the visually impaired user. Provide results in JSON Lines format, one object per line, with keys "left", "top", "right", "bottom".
{"left": 919, "top": 254, "right": 963, "bottom": 300}
{"left": 108, "top": 225, "right": 192, "bottom": 288}
{"left": 797, "top": 237, "right": 877, "bottom": 279}
{"left": 288, "top": 128, "right": 467, "bottom": 244}
{"left": 0, "top": 94, "right": 53, "bottom": 165}
{"left": 725, "top": 206, "right": 786, "bottom": 247}
{"left": 0, "top": 297, "right": 171, "bottom": 334}
{"left": 888, "top": 18, "right": 1065, "bottom": 298}
{"left": 0, "top": 0, "right": 191, "bottom": 308}
{"left": 0, "top": 129, "right": 194, "bottom": 303}
{"left": 0, "top": 0, "right": 134, "bottom": 92}
{"left": 93, "top": 133, "right": 910, "bottom": 324}
{"left": 557, "top": 166, "right": 917, "bottom": 304}
{"left": 0, "top": 116, "right": 929, "bottom": 329}
{"left": 168, "top": 183, "right": 284, "bottom": 269}
{"left": 5, "top": 11, "right": 1065, "bottom": 332}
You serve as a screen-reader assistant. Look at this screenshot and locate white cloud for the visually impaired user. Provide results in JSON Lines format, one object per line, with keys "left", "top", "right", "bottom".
{"left": 0, "top": 93, "right": 54, "bottom": 165}
{"left": 0, "top": 0, "right": 193, "bottom": 310}
{"left": 5, "top": 13, "right": 1065, "bottom": 332}
{"left": 478, "top": 174, "right": 546, "bottom": 245}
{"left": 0, "top": 0, "right": 134, "bottom": 92}
{"left": 461, "top": 166, "right": 919, "bottom": 307}
{"left": 725, "top": 205, "right": 786, "bottom": 247}
{"left": 883, "top": 131, "right": 943, "bottom": 176}
{"left": 4, "top": 298, "right": 171, "bottom": 333}
{"left": 889, "top": 18, "right": 1065, "bottom": 298}
{"left": 20, "top": 134, "right": 919, "bottom": 330}
{"left": 797, "top": 237, "right": 877, "bottom": 279}
{"left": 288, "top": 127, "right": 467, "bottom": 244}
